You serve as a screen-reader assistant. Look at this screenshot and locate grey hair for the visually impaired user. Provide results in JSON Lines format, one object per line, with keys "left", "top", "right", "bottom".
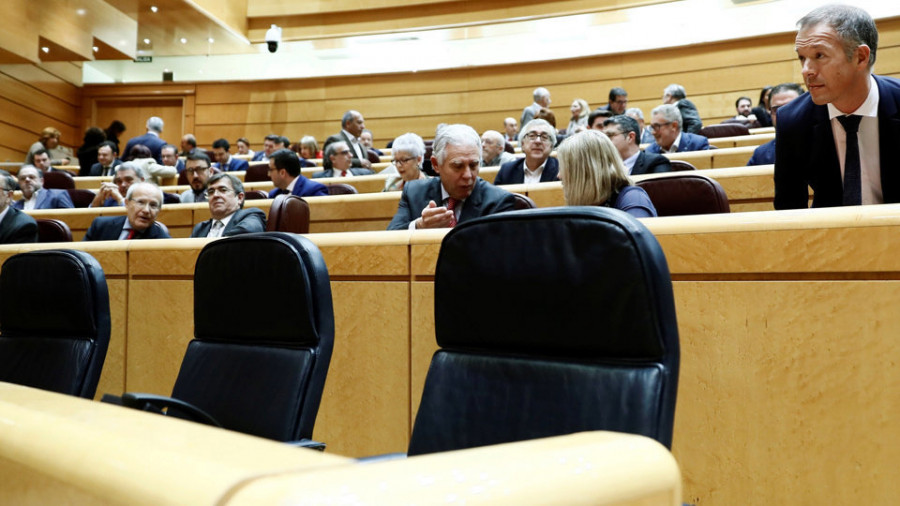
{"left": 341, "top": 110, "right": 360, "bottom": 128}
{"left": 663, "top": 84, "right": 686, "bottom": 100}
{"left": 125, "top": 181, "right": 163, "bottom": 204}
{"left": 207, "top": 172, "right": 244, "bottom": 197}
{"left": 433, "top": 124, "right": 481, "bottom": 166}
{"left": 651, "top": 104, "right": 683, "bottom": 131}
{"left": 625, "top": 107, "right": 645, "bottom": 121}
{"left": 797, "top": 4, "right": 877, "bottom": 68}
{"left": 324, "top": 141, "right": 348, "bottom": 159}
{"left": 518, "top": 118, "right": 556, "bottom": 144}
{"left": 0, "top": 171, "right": 16, "bottom": 191}
{"left": 391, "top": 133, "right": 425, "bottom": 159}
{"left": 117, "top": 161, "right": 148, "bottom": 181}
{"left": 146, "top": 116, "right": 164, "bottom": 133}
{"left": 481, "top": 130, "right": 505, "bottom": 147}
{"left": 532, "top": 87, "right": 550, "bottom": 102}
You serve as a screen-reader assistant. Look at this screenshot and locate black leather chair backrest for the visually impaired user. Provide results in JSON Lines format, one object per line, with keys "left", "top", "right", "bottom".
{"left": 243, "top": 189, "right": 269, "bottom": 200}
{"left": 637, "top": 173, "right": 730, "bottom": 216}
{"left": 0, "top": 250, "right": 110, "bottom": 398}
{"left": 244, "top": 162, "right": 269, "bottom": 182}
{"left": 699, "top": 123, "right": 750, "bottom": 138}
{"left": 67, "top": 188, "right": 96, "bottom": 208}
{"left": 668, "top": 160, "right": 697, "bottom": 172}
{"left": 266, "top": 194, "right": 310, "bottom": 234}
{"left": 408, "top": 207, "right": 679, "bottom": 455}
{"left": 170, "top": 232, "right": 334, "bottom": 441}
{"left": 326, "top": 183, "right": 358, "bottom": 195}
{"left": 36, "top": 218, "right": 73, "bottom": 242}
{"left": 511, "top": 193, "right": 536, "bottom": 210}
{"left": 43, "top": 170, "right": 76, "bottom": 189}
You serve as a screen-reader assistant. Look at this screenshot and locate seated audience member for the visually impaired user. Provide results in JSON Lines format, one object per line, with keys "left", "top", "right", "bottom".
{"left": 280, "top": 136, "right": 292, "bottom": 151}
{"left": 77, "top": 127, "right": 107, "bottom": 175}
{"left": 312, "top": 141, "right": 375, "bottom": 178}
{"left": 503, "top": 117, "right": 519, "bottom": 142}
{"left": 662, "top": 84, "right": 703, "bottom": 134}
{"left": 160, "top": 144, "right": 184, "bottom": 173}
{"left": 602, "top": 115, "right": 672, "bottom": 175}
{"left": 625, "top": 107, "right": 655, "bottom": 144}
{"left": 251, "top": 134, "right": 283, "bottom": 162}
{"left": 596, "top": 87, "right": 629, "bottom": 115}
{"left": 752, "top": 86, "right": 774, "bottom": 127}
{"left": 384, "top": 133, "right": 429, "bottom": 192}
{"left": 567, "top": 99, "right": 590, "bottom": 133}
{"left": 267, "top": 148, "right": 328, "bottom": 198}
{"left": 298, "top": 136, "right": 321, "bottom": 160}
{"left": 83, "top": 182, "right": 171, "bottom": 241}
{"left": 90, "top": 162, "right": 146, "bottom": 208}
{"left": 360, "top": 129, "right": 383, "bottom": 156}
{"left": 387, "top": 124, "right": 515, "bottom": 230}
{"left": 236, "top": 137, "right": 254, "bottom": 158}
{"left": 30, "top": 149, "right": 55, "bottom": 173}
{"left": 124, "top": 117, "right": 167, "bottom": 163}
{"left": 558, "top": 130, "right": 657, "bottom": 218}
{"left": 521, "top": 87, "right": 551, "bottom": 127}
{"left": 190, "top": 173, "right": 266, "bottom": 238}
{"left": 26, "top": 127, "right": 71, "bottom": 166}
{"left": 747, "top": 83, "right": 803, "bottom": 166}
{"left": 0, "top": 171, "right": 38, "bottom": 244}
{"left": 88, "top": 141, "right": 122, "bottom": 177}
{"left": 128, "top": 144, "right": 177, "bottom": 184}
{"left": 731, "top": 96, "right": 761, "bottom": 128}
{"left": 495, "top": 119, "right": 559, "bottom": 185}
{"left": 212, "top": 138, "right": 250, "bottom": 172}
{"left": 324, "top": 110, "right": 373, "bottom": 170}
{"left": 180, "top": 134, "right": 198, "bottom": 156}
{"left": 480, "top": 130, "right": 516, "bottom": 167}
{"left": 180, "top": 151, "right": 213, "bottom": 203}
{"left": 13, "top": 166, "right": 74, "bottom": 210}
{"left": 104, "top": 120, "right": 126, "bottom": 152}
{"left": 646, "top": 104, "right": 710, "bottom": 154}
{"left": 535, "top": 107, "right": 557, "bottom": 130}
{"left": 588, "top": 109, "right": 613, "bottom": 130}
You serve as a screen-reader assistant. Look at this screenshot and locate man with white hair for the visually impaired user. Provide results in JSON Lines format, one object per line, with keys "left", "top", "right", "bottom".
{"left": 625, "top": 108, "right": 655, "bottom": 144}
{"left": 645, "top": 104, "right": 710, "bottom": 154}
{"left": 124, "top": 116, "right": 168, "bottom": 163}
{"left": 83, "top": 182, "right": 170, "bottom": 240}
{"left": 662, "top": 84, "right": 703, "bottom": 134}
{"left": 481, "top": 130, "right": 516, "bottom": 167}
{"left": 494, "top": 119, "right": 559, "bottom": 185}
{"left": 387, "top": 124, "right": 515, "bottom": 230}
{"left": 521, "top": 87, "right": 551, "bottom": 127}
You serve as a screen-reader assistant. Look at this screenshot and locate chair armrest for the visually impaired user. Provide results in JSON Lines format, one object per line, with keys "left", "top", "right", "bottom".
{"left": 102, "top": 392, "right": 222, "bottom": 428}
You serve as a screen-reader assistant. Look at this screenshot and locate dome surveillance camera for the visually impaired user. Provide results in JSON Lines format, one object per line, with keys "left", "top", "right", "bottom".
{"left": 265, "top": 24, "right": 282, "bottom": 53}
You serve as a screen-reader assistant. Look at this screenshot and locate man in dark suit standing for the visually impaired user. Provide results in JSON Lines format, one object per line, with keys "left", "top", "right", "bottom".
{"left": 211, "top": 138, "right": 250, "bottom": 172}
{"left": 191, "top": 173, "right": 266, "bottom": 238}
{"left": 775, "top": 5, "right": 900, "bottom": 210}
{"left": 646, "top": 104, "right": 710, "bottom": 154}
{"left": 123, "top": 117, "right": 167, "bottom": 163}
{"left": 83, "top": 182, "right": 170, "bottom": 241}
{"left": 87, "top": 141, "right": 121, "bottom": 177}
{"left": 601, "top": 115, "right": 672, "bottom": 176}
{"left": 747, "top": 83, "right": 803, "bottom": 166}
{"left": 494, "top": 119, "right": 559, "bottom": 185}
{"left": 0, "top": 171, "right": 37, "bottom": 244}
{"left": 312, "top": 141, "right": 375, "bottom": 178}
{"left": 12, "top": 166, "right": 74, "bottom": 210}
{"left": 388, "top": 124, "right": 516, "bottom": 230}
{"left": 322, "top": 111, "right": 373, "bottom": 171}
{"left": 267, "top": 149, "right": 329, "bottom": 198}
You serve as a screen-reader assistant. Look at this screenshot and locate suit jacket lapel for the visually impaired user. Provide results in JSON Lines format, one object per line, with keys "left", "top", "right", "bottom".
{"left": 35, "top": 190, "right": 48, "bottom": 209}
{"left": 459, "top": 180, "right": 483, "bottom": 223}
{"left": 876, "top": 76, "right": 900, "bottom": 203}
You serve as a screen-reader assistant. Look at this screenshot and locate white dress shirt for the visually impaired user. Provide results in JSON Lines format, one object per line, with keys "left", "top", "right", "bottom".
{"left": 827, "top": 75, "right": 882, "bottom": 205}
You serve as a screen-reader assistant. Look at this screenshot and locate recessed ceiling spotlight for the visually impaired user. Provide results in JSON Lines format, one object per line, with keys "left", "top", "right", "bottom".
{"left": 41, "top": 47, "right": 49, "bottom": 54}
{"left": 150, "top": 6, "right": 158, "bottom": 13}
{"left": 143, "top": 38, "right": 151, "bottom": 45}
{"left": 76, "top": 8, "right": 86, "bottom": 15}
{"left": 180, "top": 38, "right": 187, "bottom": 44}
{"left": 208, "top": 37, "right": 214, "bottom": 43}
{"left": 92, "top": 46, "right": 99, "bottom": 52}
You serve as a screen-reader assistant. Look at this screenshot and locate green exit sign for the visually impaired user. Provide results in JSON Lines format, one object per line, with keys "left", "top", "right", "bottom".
{"left": 134, "top": 56, "right": 152, "bottom": 63}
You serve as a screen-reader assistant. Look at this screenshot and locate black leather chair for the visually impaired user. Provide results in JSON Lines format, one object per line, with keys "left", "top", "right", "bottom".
{"left": 326, "top": 183, "right": 358, "bottom": 195}
{"left": 36, "top": 218, "right": 73, "bottom": 242}
{"left": 668, "top": 160, "right": 697, "bottom": 172}
{"left": 109, "top": 233, "right": 334, "bottom": 442}
{"left": 66, "top": 188, "right": 96, "bottom": 208}
{"left": 43, "top": 170, "right": 76, "bottom": 189}
{"left": 699, "top": 123, "right": 750, "bottom": 138}
{"left": 244, "top": 162, "right": 269, "bottom": 183}
{"left": 243, "top": 189, "right": 270, "bottom": 200}
{"left": 637, "top": 173, "right": 730, "bottom": 216}
{"left": 511, "top": 193, "right": 536, "bottom": 210}
{"left": 408, "top": 207, "right": 679, "bottom": 455}
{"left": 266, "top": 194, "right": 310, "bottom": 234}
{"left": 0, "top": 250, "right": 110, "bottom": 398}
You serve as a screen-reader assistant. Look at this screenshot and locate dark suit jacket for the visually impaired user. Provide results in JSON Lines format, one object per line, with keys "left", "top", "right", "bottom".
{"left": 312, "top": 168, "right": 374, "bottom": 179}
{"left": 123, "top": 132, "right": 167, "bottom": 163}
{"left": 0, "top": 207, "right": 38, "bottom": 244}
{"left": 494, "top": 158, "right": 559, "bottom": 185}
{"left": 387, "top": 177, "right": 516, "bottom": 230}
{"left": 83, "top": 216, "right": 171, "bottom": 241}
{"left": 646, "top": 132, "right": 710, "bottom": 154}
{"left": 13, "top": 189, "right": 74, "bottom": 210}
{"left": 216, "top": 157, "right": 250, "bottom": 172}
{"left": 267, "top": 176, "right": 329, "bottom": 198}
{"left": 631, "top": 151, "right": 673, "bottom": 175}
{"left": 190, "top": 208, "right": 266, "bottom": 238}
{"left": 676, "top": 99, "right": 703, "bottom": 134}
{"left": 747, "top": 139, "right": 776, "bottom": 166}
{"left": 323, "top": 132, "right": 366, "bottom": 169}
{"left": 251, "top": 151, "right": 266, "bottom": 162}
{"left": 774, "top": 75, "right": 900, "bottom": 209}
{"left": 88, "top": 159, "right": 122, "bottom": 177}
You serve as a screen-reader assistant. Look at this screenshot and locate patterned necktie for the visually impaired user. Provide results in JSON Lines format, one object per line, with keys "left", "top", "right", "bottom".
{"left": 837, "top": 114, "right": 862, "bottom": 206}
{"left": 210, "top": 220, "right": 224, "bottom": 238}
{"left": 447, "top": 198, "right": 459, "bottom": 227}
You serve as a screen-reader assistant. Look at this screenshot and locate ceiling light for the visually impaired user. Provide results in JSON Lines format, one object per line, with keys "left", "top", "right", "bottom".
{"left": 150, "top": 6, "right": 158, "bottom": 13}
{"left": 92, "top": 46, "right": 99, "bottom": 53}
{"left": 76, "top": 8, "right": 86, "bottom": 15}
{"left": 41, "top": 47, "right": 49, "bottom": 53}
{"left": 143, "top": 38, "right": 151, "bottom": 45}
{"left": 180, "top": 38, "right": 187, "bottom": 44}
{"left": 208, "top": 38, "right": 214, "bottom": 43}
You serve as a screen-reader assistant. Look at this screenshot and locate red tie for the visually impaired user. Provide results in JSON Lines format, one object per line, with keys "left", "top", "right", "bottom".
{"left": 447, "top": 198, "right": 459, "bottom": 227}
{"left": 126, "top": 229, "right": 135, "bottom": 240}
{"left": 341, "top": 170, "right": 347, "bottom": 177}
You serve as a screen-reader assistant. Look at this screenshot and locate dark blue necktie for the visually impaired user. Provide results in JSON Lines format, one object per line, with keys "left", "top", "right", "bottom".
{"left": 838, "top": 114, "right": 862, "bottom": 206}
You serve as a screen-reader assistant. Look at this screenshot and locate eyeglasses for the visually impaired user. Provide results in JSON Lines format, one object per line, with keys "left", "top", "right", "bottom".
{"left": 335, "top": 149, "right": 352, "bottom": 156}
{"left": 769, "top": 105, "right": 785, "bottom": 115}
{"left": 604, "top": 130, "right": 624, "bottom": 139}
{"left": 523, "top": 132, "right": 553, "bottom": 144}
{"left": 650, "top": 122, "right": 672, "bottom": 131}
{"left": 184, "top": 167, "right": 209, "bottom": 175}
{"left": 128, "top": 198, "right": 161, "bottom": 211}
{"left": 205, "top": 186, "right": 235, "bottom": 197}
{"left": 392, "top": 157, "right": 415, "bottom": 165}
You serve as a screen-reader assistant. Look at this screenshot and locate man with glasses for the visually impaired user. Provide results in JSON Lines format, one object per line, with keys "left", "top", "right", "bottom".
{"left": 596, "top": 87, "right": 629, "bottom": 116}
{"left": 267, "top": 149, "right": 328, "bottom": 198}
{"left": 645, "top": 104, "right": 710, "bottom": 154}
{"left": 84, "top": 182, "right": 170, "bottom": 241}
{"left": 480, "top": 130, "right": 515, "bottom": 167}
{"left": 180, "top": 152, "right": 214, "bottom": 203}
{"left": 602, "top": 115, "right": 672, "bottom": 175}
{"left": 494, "top": 119, "right": 559, "bottom": 185}
{"left": 747, "top": 83, "right": 802, "bottom": 166}
{"left": 0, "top": 171, "right": 37, "bottom": 244}
{"left": 190, "top": 173, "right": 265, "bottom": 238}
{"left": 312, "top": 141, "right": 375, "bottom": 178}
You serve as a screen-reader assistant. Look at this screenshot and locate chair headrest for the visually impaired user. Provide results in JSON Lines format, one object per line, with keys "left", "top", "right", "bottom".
{"left": 435, "top": 207, "right": 676, "bottom": 360}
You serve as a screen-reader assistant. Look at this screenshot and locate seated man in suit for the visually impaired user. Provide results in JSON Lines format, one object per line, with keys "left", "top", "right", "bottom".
{"left": 88, "top": 141, "right": 121, "bottom": 177}
{"left": 179, "top": 134, "right": 197, "bottom": 156}
{"left": 503, "top": 117, "right": 518, "bottom": 142}
{"left": 30, "top": 149, "right": 56, "bottom": 174}
{"left": 160, "top": 144, "right": 184, "bottom": 173}
{"left": 190, "top": 173, "right": 266, "bottom": 238}
{"left": 588, "top": 109, "right": 613, "bottom": 130}
{"left": 747, "top": 83, "right": 802, "bottom": 166}
{"left": 360, "top": 129, "right": 383, "bottom": 156}
{"left": 323, "top": 110, "right": 373, "bottom": 171}
{"left": 180, "top": 151, "right": 213, "bottom": 203}
{"left": 0, "top": 171, "right": 37, "bottom": 244}
{"left": 646, "top": 104, "right": 710, "bottom": 154}
{"left": 312, "top": 141, "right": 375, "bottom": 178}
{"left": 90, "top": 162, "right": 147, "bottom": 208}
{"left": 494, "top": 119, "right": 559, "bottom": 185}
{"left": 13, "top": 166, "right": 74, "bottom": 210}
{"left": 662, "top": 84, "right": 703, "bottom": 134}
{"left": 388, "top": 124, "right": 516, "bottom": 230}
{"left": 596, "top": 87, "right": 629, "bottom": 115}
{"left": 480, "top": 130, "right": 516, "bottom": 167}
{"left": 250, "top": 134, "right": 283, "bottom": 162}
{"left": 625, "top": 108, "right": 656, "bottom": 144}
{"left": 602, "top": 115, "right": 672, "bottom": 175}
{"left": 83, "top": 182, "right": 170, "bottom": 241}
{"left": 268, "top": 148, "right": 328, "bottom": 198}
{"left": 124, "top": 116, "right": 167, "bottom": 163}
{"left": 211, "top": 138, "right": 250, "bottom": 172}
